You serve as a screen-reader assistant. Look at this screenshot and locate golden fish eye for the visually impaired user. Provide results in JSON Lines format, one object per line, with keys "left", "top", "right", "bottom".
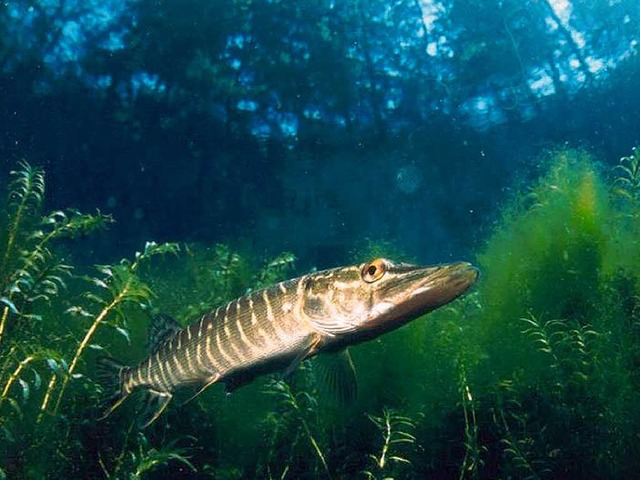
{"left": 361, "top": 258, "right": 386, "bottom": 283}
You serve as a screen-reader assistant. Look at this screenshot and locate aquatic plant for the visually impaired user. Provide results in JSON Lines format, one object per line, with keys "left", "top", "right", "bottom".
{"left": 145, "top": 243, "right": 296, "bottom": 322}
{"left": 0, "top": 163, "right": 111, "bottom": 436}
{"left": 39, "top": 240, "right": 179, "bottom": 418}
{"left": 0, "top": 162, "right": 186, "bottom": 479}
{"left": 262, "top": 375, "right": 330, "bottom": 479}
{"left": 612, "top": 146, "right": 640, "bottom": 207}
{"left": 99, "top": 429, "right": 196, "bottom": 479}
{"left": 362, "top": 407, "right": 416, "bottom": 480}
{"left": 492, "top": 383, "right": 553, "bottom": 480}
{"left": 0, "top": 164, "right": 111, "bottom": 346}
{"left": 477, "top": 148, "right": 609, "bottom": 382}
{"left": 471, "top": 146, "right": 640, "bottom": 477}
{"left": 458, "top": 361, "right": 484, "bottom": 480}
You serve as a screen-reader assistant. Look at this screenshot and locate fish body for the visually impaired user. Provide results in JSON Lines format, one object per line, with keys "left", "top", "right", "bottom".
{"left": 100, "top": 258, "right": 478, "bottom": 426}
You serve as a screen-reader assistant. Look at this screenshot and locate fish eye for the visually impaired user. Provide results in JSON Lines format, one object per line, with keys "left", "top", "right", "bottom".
{"left": 361, "top": 258, "right": 386, "bottom": 283}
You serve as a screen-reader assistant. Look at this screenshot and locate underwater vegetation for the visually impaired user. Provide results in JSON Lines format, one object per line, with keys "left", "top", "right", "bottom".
{"left": 2, "top": 146, "right": 640, "bottom": 478}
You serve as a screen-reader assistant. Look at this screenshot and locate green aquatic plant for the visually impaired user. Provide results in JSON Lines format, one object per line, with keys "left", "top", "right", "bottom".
{"left": 39, "top": 241, "right": 179, "bottom": 418}
{"left": 494, "top": 395, "right": 552, "bottom": 480}
{"left": 458, "top": 361, "right": 484, "bottom": 480}
{"left": 520, "top": 313, "right": 599, "bottom": 383}
{"left": 0, "top": 163, "right": 111, "bottom": 429}
{"left": 0, "top": 162, "right": 46, "bottom": 346}
{"left": 0, "top": 162, "right": 44, "bottom": 273}
{"left": 0, "top": 161, "right": 125, "bottom": 478}
{"left": 0, "top": 163, "right": 111, "bottom": 346}
{"left": 471, "top": 146, "right": 640, "bottom": 477}
{"left": 6, "top": 147, "right": 640, "bottom": 478}
{"left": 262, "top": 376, "right": 330, "bottom": 479}
{"left": 477, "top": 148, "right": 609, "bottom": 383}
{"left": 362, "top": 407, "right": 416, "bottom": 480}
{"left": 612, "top": 146, "right": 640, "bottom": 206}
{"left": 98, "top": 426, "right": 196, "bottom": 479}
{"left": 254, "top": 251, "right": 297, "bottom": 288}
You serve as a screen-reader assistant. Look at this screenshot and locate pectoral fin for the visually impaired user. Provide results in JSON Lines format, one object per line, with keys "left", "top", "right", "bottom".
{"left": 313, "top": 348, "right": 357, "bottom": 405}
{"left": 282, "top": 333, "right": 323, "bottom": 378}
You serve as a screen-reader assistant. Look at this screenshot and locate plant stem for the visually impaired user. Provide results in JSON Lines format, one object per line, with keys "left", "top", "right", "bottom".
{"left": 1, "top": 199, "right": 25, "bottom": 275}
{"left": 378, "top": 411, "right": 392, "bottom": 469}
{"left": 280, "top": 381, "right": 332, "bottom": 479}
{"left": 299, "top": 415, "right": 331, "bottom": 479}
{"left": 39, "top": 277, "right": 132, "bottom": 420}
{"left": 0, "top": 305, "right": 10, "bottom": 347}
{"left": 0, "top": 355, "right": 34, "bottom": 411}
{"left": 0, "top": 345, "right": 17, "bottom": 387}
{"left": 38, "top": 372, "right": 58, "bottom": 422}
{"left": 52, "top": 288, "right": 129, "bottom": 415}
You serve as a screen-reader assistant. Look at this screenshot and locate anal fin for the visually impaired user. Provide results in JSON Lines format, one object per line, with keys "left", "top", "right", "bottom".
{"left": 180, "top": 374, "right": 221, "bottom": 406}
{"left": 139, "top": 390, "right": 173, "bottom": 429}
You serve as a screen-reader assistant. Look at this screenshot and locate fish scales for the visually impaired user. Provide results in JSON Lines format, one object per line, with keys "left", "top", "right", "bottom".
{"left": 125, "top": 280, "right": 314, "bottom": 396}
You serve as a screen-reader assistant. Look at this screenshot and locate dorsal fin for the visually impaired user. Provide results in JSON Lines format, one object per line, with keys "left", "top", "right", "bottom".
{"left": 148, "top": 313, "right": 181, "bottom": 353}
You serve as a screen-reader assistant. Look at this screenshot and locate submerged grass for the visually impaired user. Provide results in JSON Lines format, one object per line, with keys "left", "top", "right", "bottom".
{"left": 2, "top": 147, "right": 640, "bottom": 478}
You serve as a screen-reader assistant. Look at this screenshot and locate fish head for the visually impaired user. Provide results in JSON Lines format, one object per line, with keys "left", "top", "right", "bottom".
{"left": 302, "top": 258, "right": 478, "bottom": 347}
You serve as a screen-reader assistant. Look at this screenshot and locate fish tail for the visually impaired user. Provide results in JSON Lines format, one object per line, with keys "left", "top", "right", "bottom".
{"left": 96, "top": 356, "right": 131, "bottom": 420}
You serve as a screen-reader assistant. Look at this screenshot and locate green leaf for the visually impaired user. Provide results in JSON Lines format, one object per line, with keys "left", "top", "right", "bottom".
{"left": 33, "top": 370, "right": 42, "bottom": 390}
{"left": 116, "top": 327, "right": 131, "bottom": 344}
{"left": 18, "top": 378, "right": 29, "bottom": 402}
{"left": 6, "top": 398, "right": 22, "bottom": 417}
{"left": 46, "top": 358, "right": 59, "bottom": 372}
{"left": 0, "top": 297, "right": 18, "bottom": 313}
{"left": 66, "top": 305, "right": 93, "bottom": 318}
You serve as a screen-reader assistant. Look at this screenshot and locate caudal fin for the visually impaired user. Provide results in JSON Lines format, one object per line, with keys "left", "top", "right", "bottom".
{"left": 96, "top": 356, "right": 131, "bottom": 420}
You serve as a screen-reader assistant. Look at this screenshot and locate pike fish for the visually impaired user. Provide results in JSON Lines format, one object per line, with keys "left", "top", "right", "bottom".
{"left": 99, "top": 257, "right": 478, "bottom": 427}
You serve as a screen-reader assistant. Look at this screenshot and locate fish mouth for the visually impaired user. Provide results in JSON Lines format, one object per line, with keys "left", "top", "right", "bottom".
{"left": 392, "top": 261, "right": 479, "bottom": 317}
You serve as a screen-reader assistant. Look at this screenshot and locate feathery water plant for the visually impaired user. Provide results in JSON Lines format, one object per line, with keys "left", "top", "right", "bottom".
{"left": 255, "top": 251, "right": 296, "bottom": 288}
{"left": 0, "top": 161, "right": 44, "bottom": 273}
{"left": 130, "top": 435, "right": 196, "bottom": 478}
{"left": 458, "top": 361, "right": 484, "bottom": 480}
{"left": 0, "top": 163, "right": 111, "bottom": 427}
{"left": 147, "top": 244, "right": 296, "bottom": 322}
{"left": 262, "top": 377, "right": 331, "bottom": 479}
{"left": 496, "top": 404, "right": 551, "bottom": 480}
{"left": 98, "top": 424, "right": 197, "bottom": 479}
{"left": 0, "top": 161, "right": 45, "bottom": 346}
{"left": 362, "top": 407, "right": 416, "bottom": 480}
{"left": 0, "top": 161, "right": 121, "bottom": 480}
{"left": 521, "top": 312, "right": 599, "bottom": 384}
{"left": 5, "top": 148, "right": 640, "bottom": 477}
{"left": 39, "top": 241, "right": 179, "bottom": 418}
{"left": 612, "top": 146, "right": 640, "bottom": 206}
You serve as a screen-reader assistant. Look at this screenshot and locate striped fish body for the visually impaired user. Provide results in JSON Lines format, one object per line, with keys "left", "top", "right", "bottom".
{"left": 123, "top": 277, "right": 316, "bottom": 398}
{"left": 100, "top": 257, "right": 478, "bottom": 427}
